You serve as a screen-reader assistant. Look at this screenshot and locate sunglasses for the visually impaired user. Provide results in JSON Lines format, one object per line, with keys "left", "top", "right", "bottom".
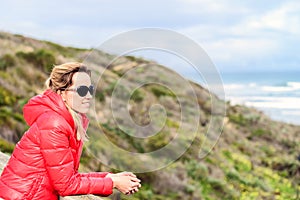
{"left": 65, "top": 85, "right": 94, "bottom": 97}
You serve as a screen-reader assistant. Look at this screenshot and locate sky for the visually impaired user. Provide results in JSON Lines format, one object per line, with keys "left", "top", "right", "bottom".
{"left": 0, "top": 0, "right": 300, "bottom": 73}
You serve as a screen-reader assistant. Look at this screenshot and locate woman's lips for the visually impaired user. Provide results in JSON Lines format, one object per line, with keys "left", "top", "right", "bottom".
{"left": 82, "top": 102, "right": 90, "bottom": 107}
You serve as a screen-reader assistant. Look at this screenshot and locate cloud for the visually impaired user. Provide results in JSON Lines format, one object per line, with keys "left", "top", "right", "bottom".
{"left": 176, "top": 1, "right": 300, "bottom": 71}
{"left": 231, "top": 1, "right": 300, "bottom": 35}
{"left": 0, "top": 0, "right": 299, "bottom": 71}
{"left": 178, "top": 0, "right": 250, "bottom": 15}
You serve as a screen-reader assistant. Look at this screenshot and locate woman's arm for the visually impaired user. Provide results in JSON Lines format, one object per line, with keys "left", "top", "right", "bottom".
{"left": 79, "top": 172, "right": 110, "bottom": 178}
{"left": 38, "top": 115, "right": 113, "bottom": 196}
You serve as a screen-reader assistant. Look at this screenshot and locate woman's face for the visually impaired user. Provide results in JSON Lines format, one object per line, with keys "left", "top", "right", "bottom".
{"left": 61, "top": 72, "right": 92, "bottom": 114}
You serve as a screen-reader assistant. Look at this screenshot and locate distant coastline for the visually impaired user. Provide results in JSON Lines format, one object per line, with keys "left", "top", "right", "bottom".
{"left": 186, "top": 70, "right": 300, "bottom": 125}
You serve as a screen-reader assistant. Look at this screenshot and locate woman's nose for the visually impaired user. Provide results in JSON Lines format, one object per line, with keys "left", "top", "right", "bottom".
{"left": 86, "top": 91, "right": 93, "bottom": 99}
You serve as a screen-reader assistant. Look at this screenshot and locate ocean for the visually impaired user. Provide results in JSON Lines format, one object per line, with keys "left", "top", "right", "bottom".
{"left": 186, "top": 71, "right": 300, "bottom": 126}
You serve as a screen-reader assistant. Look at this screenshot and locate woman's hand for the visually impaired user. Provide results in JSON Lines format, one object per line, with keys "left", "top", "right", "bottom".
{"left": 106, "top": 172, "right": 141, "bottom": 195}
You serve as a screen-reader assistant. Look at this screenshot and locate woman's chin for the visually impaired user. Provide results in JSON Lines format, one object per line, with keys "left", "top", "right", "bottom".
{"left": 75, "top": 107, "right": 90, "bottom": 114}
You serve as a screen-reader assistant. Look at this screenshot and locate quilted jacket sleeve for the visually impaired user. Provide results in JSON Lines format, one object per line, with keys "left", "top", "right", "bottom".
{"left": 79, "top": 172, "right": 110, "bottom": 178}
{"left": 38, "top": 114, "right": 113, "bottom": 196}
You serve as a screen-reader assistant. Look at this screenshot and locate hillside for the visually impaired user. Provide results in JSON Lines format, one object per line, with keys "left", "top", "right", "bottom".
{"left": 0, "top": 31, "right": 299, "bottom": 200}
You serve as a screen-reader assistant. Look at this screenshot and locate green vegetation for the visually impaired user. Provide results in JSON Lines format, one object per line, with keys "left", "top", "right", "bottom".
{"left": 228, "top": 113, "right": 248, "bottom": 126}
{"left": 0, "top": 138, "right": 15, "bottom": 153}
{"left": 0, "top": 54, "right": 15, "bottom": 70}
{"left": 0, "top": 107, "right": 23, "bottom": 123}
{"left": 104, "top": 81, "right": 117, "bottom": 96}
{"left": 146, "top": 131, "right": 170, "bottom": 151}
{"left": 80, "top": 146, "right": 93, "bottom": 166}
{"left": 130, "top": 89, "right": 144, "bottom": 102}
{"left": 165, "top": 118, "right": 180, "bottom": 129}
{"left": 101, "top": 123, "right": 145, "bottom": 153}
{"left": 150, "top": 85, "right": 176, "bottom": 98}
{"left": 16, "top": 49, "right": 56, "bottom": 73}
{"left": 95, "top": 90, "right": 105, "bottom": 102}
{"left": 0, "top": 86, "right": 17, "bottom": 106}
{"left": 121, "top": 183, "right": 166, "bottom": 200}
{"left": 43, "top": 40, "right": 86, "bottom": 58}
{"left": 187, "top": 160, "right": 209, "bottom": 180}
{"left": 249, "top": 128, "right": 272, "bottom": 140}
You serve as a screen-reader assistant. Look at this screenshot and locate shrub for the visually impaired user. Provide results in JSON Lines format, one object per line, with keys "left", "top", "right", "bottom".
{"left": 225, "top": 169, "right": 247, "bottom": 185}
{"left": 151, "top": 85, "right": 176, "bottom": 98}
{"left": 231, "top": 153, "right": 252, "bottom": 172}
{"left": 130, "top": 89, "right": 144, "bottom": 102}
{"left": 44, "top": 41, "right": 71, "bottom": 57}
{"left": 0, "top": 54, "right": 15, "bottom": 70}
{"left": 228, "top": 113, "right": 248, "bottom": 126}
{"left": 186, "top": 160, "right": 209, "bottom": 180}
{"left": 146, "top": 131, "right": 169, "bottom": 151}
{"left": 223, "top": 150, "right": 232, "bottom": 159}
{"left": 0, "top": 86, "right": 17, "bottom": 106}
{"left": 100, "top": 123, "right": 145, "bottom": 153}
{"left": 0, "top": 107, "right": 25, "bottom": 130}
{"left": 165, "top": 118, "right": 180, "bottom": 129}
{"left": 125, "top": 55, "right": 138, "bottom": 62}
{"left": 95, "top": 90, "right": 105, "bottom": 102}
{"left": 0, "top": 138, "right": 15, "bottom": 153}
{"left": 207, "top": 178, "right": 226, "bottom": 191}
{"left": 16, "top": 49, "right": 55, "bottom": 73}
{"left": 80, "top": 146, "right": 93, "bottom": 165}
{"left": 249, "top": 128, "right": 271, "bottom": 139}
{"left": 260, "top": 145, "right": 276, "bottom": 157}
{"left": 0, "top": 71, "right": 9, "bottom": 79}
{"left": 104, "top": 81, "right": 117, "bottom": 96}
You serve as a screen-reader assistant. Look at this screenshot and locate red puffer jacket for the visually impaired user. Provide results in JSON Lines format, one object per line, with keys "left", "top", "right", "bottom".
{"left": 0, "top": 90, "right": 113, "bottom": 200}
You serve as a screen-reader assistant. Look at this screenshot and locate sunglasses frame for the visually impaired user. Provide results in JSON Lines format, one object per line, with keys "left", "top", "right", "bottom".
{"left": 64, "top": 85, "right": 94, "bottom": 97}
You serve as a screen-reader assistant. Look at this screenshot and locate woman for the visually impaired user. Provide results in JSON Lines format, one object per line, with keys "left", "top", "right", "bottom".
{"left": 0, "top": 62, "right": 141, "bottom": 199}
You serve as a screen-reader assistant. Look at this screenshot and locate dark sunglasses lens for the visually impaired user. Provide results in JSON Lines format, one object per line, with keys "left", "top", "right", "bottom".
{"left": 89, "top": 85, "right": 94, "bottom": 95}
{"left": 77, "top": 86, "right": 89, "bottom": 97}
{"left": 77, "top": 85, "right": 94, "bottom": 97}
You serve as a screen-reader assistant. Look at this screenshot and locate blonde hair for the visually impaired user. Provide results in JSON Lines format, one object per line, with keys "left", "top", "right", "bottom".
{"left": 45, "top": 62, "right": 91, "bottom": 141}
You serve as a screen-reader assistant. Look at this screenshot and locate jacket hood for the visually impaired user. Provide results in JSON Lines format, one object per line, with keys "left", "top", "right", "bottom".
{"left": 23, "top": 89, "right": 75, "bottom": 128}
